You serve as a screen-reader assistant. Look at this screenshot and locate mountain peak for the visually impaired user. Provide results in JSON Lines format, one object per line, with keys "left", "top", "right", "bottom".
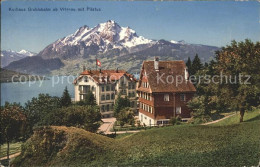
{"left": 107, "top": 20, "right": 116, "bottom": 24}
{"left": 18, "top": 49, "right": 35, "bottom": 56}
{"left": 53, "top": 21, "right": 153, "bottom": 50}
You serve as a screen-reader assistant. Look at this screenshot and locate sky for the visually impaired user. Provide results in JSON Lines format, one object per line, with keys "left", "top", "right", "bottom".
{"left": 1, "top": 1, "right": 259, "bottom": 53}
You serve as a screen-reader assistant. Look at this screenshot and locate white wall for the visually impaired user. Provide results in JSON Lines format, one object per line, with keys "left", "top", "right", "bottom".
{"left": 139, "top": 112, "right": 156, "bottom": 126}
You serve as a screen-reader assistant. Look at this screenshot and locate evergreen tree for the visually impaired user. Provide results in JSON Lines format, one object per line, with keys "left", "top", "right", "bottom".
{"left": 204, "top": 62, "right": 209, "bottom": 68}
{"left": 85, "top": 91, "right": 96, "bottom": 106}
{"left": 61, "top": 86, "right": 72, "bottom": 107}
{"left": 186, "top": 57, "right": 192, "bottom": 74}
{"left": 191, "top": 54, "right": 203, "bottom": 75}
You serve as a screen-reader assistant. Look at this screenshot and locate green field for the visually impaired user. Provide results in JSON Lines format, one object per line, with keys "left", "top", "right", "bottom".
{"left": 0, "top": 142, "right": 22, "bottom": 158}
{"left": 12, "top": 109, "right": 260, "bottom": 166}
{"left": 211, "top": 109, "right": 260, "bottom": 126}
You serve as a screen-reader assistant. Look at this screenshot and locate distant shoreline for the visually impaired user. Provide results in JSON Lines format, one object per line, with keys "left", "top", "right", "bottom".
{"left": 0, "top": 68, "right": 48, "bottom": 83}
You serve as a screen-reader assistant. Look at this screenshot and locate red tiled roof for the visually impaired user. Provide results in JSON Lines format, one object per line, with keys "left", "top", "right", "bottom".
{"left": 138, "top": 60, "right": 196, "bottom": 93}
{"left": 74, "top": 69, "right": 137, "bottom": 84}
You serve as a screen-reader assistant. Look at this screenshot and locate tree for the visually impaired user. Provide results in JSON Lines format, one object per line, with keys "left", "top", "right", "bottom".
{"left": 84, "top": 91, "right": 96, "bottom": 106}
{"left": 215, "top": 39, "right": 260, "bottom": 122}
{"left": 61, "top": 86, "right": 72, "bottom": 107}
{"left": 113, "top": 95, "right": 130, "bottom": 117}
{"left": 0, "top": 102, "right": 26, "bottom": 163}
{"left": 187, "top": 96, "right": 214, "bottom": 124}
{"left": 188, "top": 40, "right": 260, "bottom": 123}
{"left": 116, "top": 107, "right": 135, "bottom": 127}
{"left": 191, "top": 54, "right": 203, "bottom": 75}
{"left": 186, "top": 57, "right": 192, "bottom": 74}
{"left": 76, "top": 91, "right": 97, "bottom": 106}
{"left": 55, "top": 105, "right": 102, "bottom": 132}
{"left": 24, "top": 94, "right": 61, "bottom": 136}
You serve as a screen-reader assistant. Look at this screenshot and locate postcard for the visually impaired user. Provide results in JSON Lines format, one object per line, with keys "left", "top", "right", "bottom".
{"left": 1, "top": 1, "right": 259, "bottom": 166}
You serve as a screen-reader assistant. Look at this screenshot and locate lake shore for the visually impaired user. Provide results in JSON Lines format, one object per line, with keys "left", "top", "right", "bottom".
{"left": 0, "top": 68, "right": 48, "bottom": 83}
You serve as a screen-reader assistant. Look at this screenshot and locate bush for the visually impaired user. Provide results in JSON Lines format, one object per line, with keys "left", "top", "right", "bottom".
{"left": 169, "top": 116, "right": 182, "bottom": 125}
{"left": 53, "top": 106, "right": 102, "bottom": 132}
{"left": 116, "top": 107, "right": 135, "bottom": 127}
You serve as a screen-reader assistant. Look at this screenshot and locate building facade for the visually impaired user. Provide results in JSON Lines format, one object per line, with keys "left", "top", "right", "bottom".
{"left": 137, "top": 58, "right": 196, "bottom": 126}
{"left": 74, "top": 69, "right": 137, "bottom": 118}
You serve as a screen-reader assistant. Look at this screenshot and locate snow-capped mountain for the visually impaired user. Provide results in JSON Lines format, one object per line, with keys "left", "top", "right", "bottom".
{"left": 39, "top": 20, "right": 158, "bottom": 60}
{"left": 53, "top": 20, "right": 153, "bottom": 51}
{"left": 18, "top": 50, "right": 36, "bottom": 57}
{"left": 1, "top": 50, "right": 36, "bottom": 67}
{"left": 6, "top": 20, "right": 219, "bottom": 75}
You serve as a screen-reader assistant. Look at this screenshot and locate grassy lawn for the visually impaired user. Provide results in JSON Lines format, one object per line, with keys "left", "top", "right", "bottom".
{"left": 0, "top": 142, "right": 22, "bottom": 158}
{"left": 114, "top": 133, "right": 134, "bottom": 139}
{"left": 12, "top": 108, "right": 260, "bottom": 167}
{"left": 211, "top": 109, "right": 260, "bottom": 126}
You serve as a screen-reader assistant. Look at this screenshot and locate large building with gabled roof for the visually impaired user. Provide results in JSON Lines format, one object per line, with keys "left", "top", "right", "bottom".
{"left": 74, "top": 69, "right": 137, "bottom": 118}
{"left": 137, "top": 58, "right": 196, "bottom": 125}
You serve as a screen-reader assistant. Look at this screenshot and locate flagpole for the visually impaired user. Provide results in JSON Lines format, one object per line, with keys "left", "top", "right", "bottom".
{"left": 96, "top": 55, "right": 97, "bottom": 71}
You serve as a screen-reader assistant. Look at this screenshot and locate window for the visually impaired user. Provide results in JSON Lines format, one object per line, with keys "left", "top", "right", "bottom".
{"left": 176, "top": 107, "right": 181, "bottom": 114}
{"left": 101, "top": 105, "right": 105, "bottom": 112}
{"left": 111, "top": 93, "right": 115, "bottom": 100}
{"left": 164, "top": 94, "right": 169, "bottom": 101}
{"left": 111, "top": 85, "right": 115, "bottom": 91}
{"left": 157, "top": 121, "right": 162, "bottom": 125}
{"left": 92, "top": 86, "right": 95, "bottom": 91}
{"left": 106, "top": 85, "right": 110, "bottom": 91}
{"left": 106, "top": 94, "right": 110, "bottom": 100}
{"left": 180, "top": 94, "right": 186, "bottom": 101}
{"left": 101, "top": 95, "right": 105, "bottom": 101}
{"left": 84, "top": 76, "right": 89, "bottom": 82}
{"left": 131, "top": 83, "right": 135, "bottom": 89}
{"left": 111, "top": 104, "right": 114, "bottom": 110}
{"left": 102, "top": 86, "right": 105, "bottom": 92}
{"left": 106, "top": 104, "right": 109, "bottom": 111}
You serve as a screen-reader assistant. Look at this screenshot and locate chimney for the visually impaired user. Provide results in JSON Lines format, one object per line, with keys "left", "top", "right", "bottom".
{"left": 116, "top": 67, "right": 119, "bottom": 73}
{"left": 185, "top": 68, "right": 189, "bottom": 81}
{"left": 104, "top": 74, "right": 108, "bottom": 83}
{"left": 154, "top": 57, "right": 159, "bottom": 71}
{"left": 99, "top": 69, "right": 102, "bottom": 73}
{"left": 99, "top": 74, "right": 102, "bottom": 83}
{"left": 83, "top": 65, "right": 86, "bottom": 72}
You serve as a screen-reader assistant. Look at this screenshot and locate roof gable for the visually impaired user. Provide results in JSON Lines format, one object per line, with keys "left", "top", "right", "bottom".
{"left": 74, "top": 69, "right": 137, "bottom": 85}
{"left": 138, "top": 60, "right": 196, "bottom": 93}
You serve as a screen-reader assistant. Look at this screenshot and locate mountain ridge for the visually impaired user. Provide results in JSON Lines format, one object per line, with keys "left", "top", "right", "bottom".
{"left": 5, "top": 20, "right": 219, "bottom": 75}
{"left": 1, "top": 50, "right": 36, "bottom": 67}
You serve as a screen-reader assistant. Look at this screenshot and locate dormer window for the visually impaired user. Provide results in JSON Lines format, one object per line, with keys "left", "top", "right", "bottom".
{"left": 164, "top": 94, "right": 169, "bottom": 101}
{"left": 142, "top": 82, "right": 149, "bottom": 88}
{"left": 84, "top": 76, "right": 89, "bottom": 82}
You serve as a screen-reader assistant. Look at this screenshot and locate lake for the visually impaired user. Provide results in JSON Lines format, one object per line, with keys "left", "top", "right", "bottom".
{"left": 1, "top": 76, "right": 76, "bottom": 106}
